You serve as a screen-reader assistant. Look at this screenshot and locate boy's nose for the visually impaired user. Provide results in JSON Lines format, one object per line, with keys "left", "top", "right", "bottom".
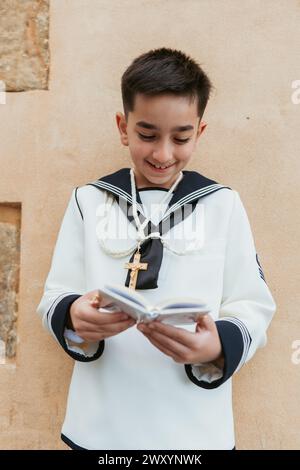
{"left": 152, "top": 143, "right": 173, "bottom": 164}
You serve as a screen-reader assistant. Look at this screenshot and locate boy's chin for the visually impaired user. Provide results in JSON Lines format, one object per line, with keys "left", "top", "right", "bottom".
{"left": 142, "top": 171, "right": 179, "bottom": 188}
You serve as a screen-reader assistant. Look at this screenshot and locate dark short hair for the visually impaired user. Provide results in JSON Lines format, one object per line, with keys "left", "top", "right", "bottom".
{"left": 121, "top": 47, "right": 213, "bottom": 120}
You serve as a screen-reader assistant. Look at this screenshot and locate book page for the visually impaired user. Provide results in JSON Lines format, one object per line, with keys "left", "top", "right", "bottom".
{"left": 156, "top": 310, "right": 207, "bottom": 325}
{"left": 97, "top": 285, "right": 210, "bottom": 325}
{"left": 155, "top": 298, "right": 207, "bottom": 311}
{"left": 105, "top": 284, "right": 147, "bottom": 308}
{"left": 97, "top": 284, "right": 152, "bottom": 322}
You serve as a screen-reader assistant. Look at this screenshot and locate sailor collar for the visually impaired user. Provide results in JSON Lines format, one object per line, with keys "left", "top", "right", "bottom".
{"left": 86, "top": 168, "right": 231, "bottom": 290}
{"left": 87, "top": 167, "right": 228, "bottom": 221}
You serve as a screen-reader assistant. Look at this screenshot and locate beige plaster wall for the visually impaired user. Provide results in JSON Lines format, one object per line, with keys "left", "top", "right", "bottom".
{"left": 0, "top": 0, "right": 299, "bottom": 449}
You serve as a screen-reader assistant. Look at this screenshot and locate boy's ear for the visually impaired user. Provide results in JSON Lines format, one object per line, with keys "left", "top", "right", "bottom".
{"left": 116, "top": 112, "right": 129, "bottom": 146}
{"left": 194, "top": 120, "right": 207, "bottom": 146}
{"left": 197, "top": 120, "right": 207, "bottom": 138}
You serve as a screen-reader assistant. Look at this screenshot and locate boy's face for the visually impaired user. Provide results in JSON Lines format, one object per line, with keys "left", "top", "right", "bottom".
{"left": 116, "top": 93, "right": 207, "bottom": 189}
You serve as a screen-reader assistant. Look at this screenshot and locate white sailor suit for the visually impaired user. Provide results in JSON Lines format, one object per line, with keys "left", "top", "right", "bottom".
{"left": 36, "top": 168, "right": 276, "bottom": 450}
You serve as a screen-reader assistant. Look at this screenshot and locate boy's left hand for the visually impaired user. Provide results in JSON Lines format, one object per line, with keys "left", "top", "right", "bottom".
{"left": 137, "top": 314, "right": 224, "bottom": 367}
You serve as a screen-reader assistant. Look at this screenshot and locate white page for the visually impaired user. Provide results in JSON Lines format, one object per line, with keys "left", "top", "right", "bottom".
{"left": 97, "top": 284, "right": 210, "bottom": 325}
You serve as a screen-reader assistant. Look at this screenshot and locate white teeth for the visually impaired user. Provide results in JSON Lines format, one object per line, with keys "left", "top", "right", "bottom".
{"left": 149, "top": 162, "right": 173, "bottom": 169}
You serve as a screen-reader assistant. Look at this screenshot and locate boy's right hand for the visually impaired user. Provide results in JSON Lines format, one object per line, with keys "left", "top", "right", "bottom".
{"left": 68, "top": 289, "right": 136, "bottom": 342}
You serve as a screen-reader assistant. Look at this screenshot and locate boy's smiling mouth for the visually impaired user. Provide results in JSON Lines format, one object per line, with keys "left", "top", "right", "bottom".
{"left": 146, "top": 160, "right": 176, "bottom": 171}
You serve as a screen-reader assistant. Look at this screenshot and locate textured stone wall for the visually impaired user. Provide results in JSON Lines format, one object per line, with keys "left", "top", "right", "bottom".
{"left": 0, "top": 204, "right": 21, "bottom": 359}
{"left": 0, "top": 0, "right": 49, "bottom": 91}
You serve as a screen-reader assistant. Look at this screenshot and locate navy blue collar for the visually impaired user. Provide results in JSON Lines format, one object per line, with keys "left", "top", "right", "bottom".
{"left": 88, "top": 168, "right": 229, "bottom": 216}
{"left": 86, "top": 167, "right": 231, "bottom": 290}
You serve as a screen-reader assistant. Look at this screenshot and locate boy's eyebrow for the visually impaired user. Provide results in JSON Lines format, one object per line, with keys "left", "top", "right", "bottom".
{"left": 136, "top": 121, "right": 194, "bottom": 132}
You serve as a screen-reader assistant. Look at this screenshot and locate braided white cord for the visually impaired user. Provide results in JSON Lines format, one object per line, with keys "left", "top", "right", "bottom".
{"left": 160, "top": 233, "right": 203, "bottom": 255}
{"left": 96, "top": 169, "right": 203, "bottom": 257}
{"left": 130, "top": 168, "right": 183, "bottom": 239}
{"left": 96, "top": 191, "right": 138, "bottom": 258}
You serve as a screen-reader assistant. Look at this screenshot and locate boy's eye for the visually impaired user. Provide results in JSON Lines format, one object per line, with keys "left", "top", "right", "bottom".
{"left": 138, "top": 133, "right": 155, "bottom": 140}
{"left": 137, "top": 133, "right": 190, "bottom": 144}
{"left": 174, "top": 138, "right": 190, "bottom": 143}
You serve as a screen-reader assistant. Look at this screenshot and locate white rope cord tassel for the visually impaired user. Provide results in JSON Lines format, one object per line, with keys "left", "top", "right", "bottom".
{"left": 96, "top": 191, "right": 138, "bottom": 258}
{"left": 96, "top": 168, "right": 203, "bottom": 257}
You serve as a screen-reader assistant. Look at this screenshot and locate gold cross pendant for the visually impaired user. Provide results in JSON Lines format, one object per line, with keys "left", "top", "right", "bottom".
{"left": 124, "top": 249, "right": 148, "bottom": 290}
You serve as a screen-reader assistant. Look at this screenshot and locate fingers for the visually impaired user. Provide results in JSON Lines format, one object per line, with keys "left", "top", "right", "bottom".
{"left": 143, "top": 334, "right": 179, "bottom": 360}
{"left": 81, "top": 289, "right": 103, "bottom": 305}
{"left": 83, "top": 295, "right": 133, "bottom": 326}
{"left": 196, "top": 314, "right": 215, "bottom": 333}
{"left": 138, "top": 323, "right": 190, "bottom": 359}
{"left": 76, "top": 317, "right": 136, "bottom": 341}
{"left": 95, "top": 311, "right": 130, "bottom": 325}
{"left": 137, "top": 320, "right": 219, "bottom": 364}
{"left": 72, "top": 298, "right": 135, "bottom": 326}
{"left": 80, "top": 316, "right": 135, "bottom": 333}
{"left": 75, "top": 300, "right": 128, "bottom": 326}
{"left": 102, "top": 317, "right": 136, "bottom": 334}
{"left": 139, "top": 321, "right": 193, "bottom": 347}
{"left": 71, "top": 290, "right": 137, "bottom": 341}
{"left": 91, "top": 293, "right": 101, "bottom": 304}
{"left": 74, "top": 317, "right": 131, "bottom": 333}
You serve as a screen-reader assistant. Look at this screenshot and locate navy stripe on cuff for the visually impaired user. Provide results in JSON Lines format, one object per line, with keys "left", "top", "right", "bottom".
{"left": 185, "top": 319, "right": 250, "bottom": 389}
{"left": 51, "top": 294, "right": 105, "bottom": 362}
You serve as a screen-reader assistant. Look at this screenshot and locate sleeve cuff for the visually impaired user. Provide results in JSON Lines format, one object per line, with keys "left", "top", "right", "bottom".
{"left": 48, "top": 294, "right": 105, "bottom": 362}
{"left": 189, "top": 362, "right": 224, "bottom": 383}
{"left": 185, "top": 318, "right": 251, "bottom": 389}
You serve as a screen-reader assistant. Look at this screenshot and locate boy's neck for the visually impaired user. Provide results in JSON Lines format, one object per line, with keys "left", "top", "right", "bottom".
{"left": 133, "top": 170, "right": 184, "bottom": 191}
{"left": 137, "top": 185, "right": 169, "bottom": 191}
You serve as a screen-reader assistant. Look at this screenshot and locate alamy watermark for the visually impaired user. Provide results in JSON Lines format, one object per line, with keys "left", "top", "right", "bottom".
{"left": 291, "top": 340, "right": 300, "bottom": 365}
{"left": 0, "top": 80, "right": 6, "bottom": 105}
{"left": 291, "top": 80, "right": 300, "bottom": 104}
{"left": 95, "top": 200, "right": 205, "bottom": 248}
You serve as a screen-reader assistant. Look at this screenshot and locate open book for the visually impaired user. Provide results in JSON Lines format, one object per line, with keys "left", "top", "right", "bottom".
{"left": 97, "top": 284, "right": 210, "bottom": 325}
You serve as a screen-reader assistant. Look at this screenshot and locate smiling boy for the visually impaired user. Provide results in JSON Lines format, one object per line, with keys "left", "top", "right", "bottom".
{"left": 117, "top": 92, "right": 206, "bottom": 189}
{"left": 37, "top": 48, "right": 276, "bottom": 450}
